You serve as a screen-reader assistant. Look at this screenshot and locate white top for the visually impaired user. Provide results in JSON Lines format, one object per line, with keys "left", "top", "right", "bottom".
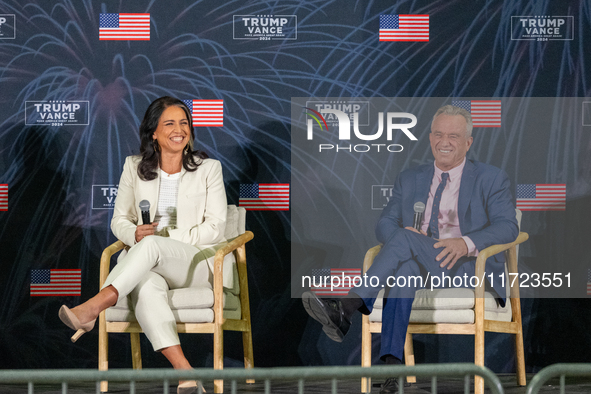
{"left": 154, "top": 169, "right": 180, "bottom": 235}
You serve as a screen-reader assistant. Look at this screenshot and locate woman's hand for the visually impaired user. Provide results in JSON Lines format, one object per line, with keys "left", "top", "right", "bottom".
{"left": 135, "top": 222, "right": 159, "bottom": 243}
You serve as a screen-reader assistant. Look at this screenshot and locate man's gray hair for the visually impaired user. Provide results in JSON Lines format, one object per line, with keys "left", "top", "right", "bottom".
{"left": 432, "top": 105, "right": 473, "bottom": 137}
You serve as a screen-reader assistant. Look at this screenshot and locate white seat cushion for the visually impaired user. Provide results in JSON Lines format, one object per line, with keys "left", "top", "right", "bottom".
{"left": 106, "top": 307, "right": 241, "bottom": 323}
{"left": 222, "top": 205, "right": 245, "bottom": 295}
{"left": 369, "top": 288, "right": 512, "bottom": 324}
{"left": 224, "top": 205, "right": 246, "bottom": 239}
{"left": 106, "top": 287, "right": 241, "bottom": 323}
{"left": 225, "top": 205, "right": 240, "bottom": 239}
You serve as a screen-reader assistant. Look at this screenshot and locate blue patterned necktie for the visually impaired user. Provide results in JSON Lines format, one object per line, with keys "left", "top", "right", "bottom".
{"left": 428, "top": 172, "right": 449, "bottom": 239}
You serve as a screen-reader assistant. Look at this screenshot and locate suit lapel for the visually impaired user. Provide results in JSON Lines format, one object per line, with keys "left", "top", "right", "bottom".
{"left": 415, "top": 164, "right": 433, "bottom": 204}
{"left": 458, "top": 159, "right": 475, "bottom": 231}
{"left": 176, "top": 166, "right": 189, "bottom": 217}
{"left": 144, "top": 173, "right": 160, "bottom": 222}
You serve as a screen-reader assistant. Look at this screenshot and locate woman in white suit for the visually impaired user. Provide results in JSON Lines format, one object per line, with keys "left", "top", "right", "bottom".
{"left": 59, "top": 96, "right": 227, "bottom": 393}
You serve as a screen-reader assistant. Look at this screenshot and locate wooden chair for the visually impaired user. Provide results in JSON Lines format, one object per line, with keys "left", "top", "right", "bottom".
{"left": 361, "top": 210, "right": 528, "bottom": 394}
{"left": 98, "top": 205, "right": 254, "bottom": 393}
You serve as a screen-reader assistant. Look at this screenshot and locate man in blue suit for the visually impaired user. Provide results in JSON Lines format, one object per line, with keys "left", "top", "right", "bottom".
{"left": 303, "top": 105, "right": 518, "bottom": 393}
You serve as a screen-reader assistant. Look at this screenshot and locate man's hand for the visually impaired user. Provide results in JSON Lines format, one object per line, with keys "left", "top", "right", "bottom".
{"left": 404, "top": 226, "right": 427, "bottom": 236}
{"left": 135, "top": 222, "right": 159, "bottom": 243}
{"left": 433, "top": 237, "right": 468, "bottom": 269}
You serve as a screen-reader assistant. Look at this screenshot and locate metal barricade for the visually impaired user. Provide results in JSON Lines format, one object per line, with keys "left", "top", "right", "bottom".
{"left": 0, "top": 363, "right": 503, "bottom": 394}
{"left": 526, "top": 363, "right": 591, "bottom": 394}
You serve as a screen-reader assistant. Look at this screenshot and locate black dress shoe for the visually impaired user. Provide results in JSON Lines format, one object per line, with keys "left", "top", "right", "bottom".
{"left": 379, "top": 377, "right": 411, "bottom": 394}
{"left": 379, "top": 377, "right": 398, "bottom": 394}
{"left": 302, "top": 291, "right": 351, "bottom": 342}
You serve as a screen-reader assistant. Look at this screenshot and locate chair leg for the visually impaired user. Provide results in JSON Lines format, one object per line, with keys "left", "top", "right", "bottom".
{"left": 235, "top": 245, "right": 254, "bottom": 384}
{"left": 513, "top": 299, "right": 526, "bottom": 386}
{"left": 98, "top": 311, "right": 108, "bottom": 393}
{"left": 515, "top": 329, "right": 526, "bottom": 386}
{"left": 508, "top": 244, "right": 526, "bottom": 386}
{"left": 361, "top": 315, "right": 372, "bottom": 393}
{"left": 515, "top": 314, "right": 527, "bottom": 386}
{"left": 130, "top": 333, "right": 142, "bottom": 370}
{"left": 404, "top": 331, "right": 416, "bottom": 383}
{"left": 474, "top": 324, "right": 485, "bottom": 394}
{"left": 213, "top": 327, "right": 224, "bottom": 393}
{"left": 242, "top": 330, "right": 255, "bottom": 384}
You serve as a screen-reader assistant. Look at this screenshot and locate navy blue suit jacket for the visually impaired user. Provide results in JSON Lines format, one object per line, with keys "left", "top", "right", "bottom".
{"left": 375, "top": 159, "right": 519, "bottom": 302}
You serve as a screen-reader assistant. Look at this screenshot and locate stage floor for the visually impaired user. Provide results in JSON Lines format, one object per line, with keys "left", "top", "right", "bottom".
{"left": 1, "top": 374, "right": 591, "bottom": 394}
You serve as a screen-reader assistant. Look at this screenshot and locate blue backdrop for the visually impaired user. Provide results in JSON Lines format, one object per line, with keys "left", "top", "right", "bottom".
{"left": 0, "top": 0, "right": 590, "bottom": 373}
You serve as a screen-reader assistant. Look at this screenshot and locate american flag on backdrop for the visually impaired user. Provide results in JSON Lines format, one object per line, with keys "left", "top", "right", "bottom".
{"left": 587, "top": 269, "right": 591, "bottom": 296}
{"left": 516, "top": 184, "right": 566, "bottom": 211}
{"left": 452, "top": 100, "right": 501, "bottom": 127}
{"left": 183, "top": 100, "right": 224, "bottom": 127}
{"left": 30, "top": 269, "right": 81, "bottom": 296}
{"left": 310, "top": 268, "right": 362, "bottom": 296}
{"left": 239, "top": 184, "right": 289, "bottom": 210}
{"left": 0, "top": 184, "right": 7, "bottom": 211}
{"left": 379, "top": 14, "right": 429, "bottom": 42}
{"left": 99, "top": 13, "right": 150, "bottom": 40}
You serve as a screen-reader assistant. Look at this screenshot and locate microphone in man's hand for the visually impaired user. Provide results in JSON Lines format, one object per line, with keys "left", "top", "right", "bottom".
{"left": 139, "top": 200, "right": 151, "bottom": 225}
{"left": 413, "top": 201, "right": 426, "bottom": 231}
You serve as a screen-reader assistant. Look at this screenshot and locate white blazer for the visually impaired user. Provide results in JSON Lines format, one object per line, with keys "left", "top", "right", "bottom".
{"left": 111, "top": 155, "right": 227, "bottom": 248}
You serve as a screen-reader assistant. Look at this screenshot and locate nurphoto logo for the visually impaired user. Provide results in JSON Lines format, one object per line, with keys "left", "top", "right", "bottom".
{"left": 304, "top": 106, "right": 417, "bottom": 153}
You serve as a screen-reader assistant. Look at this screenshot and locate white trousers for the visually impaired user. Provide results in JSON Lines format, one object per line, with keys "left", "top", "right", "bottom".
{"left": 102, "top": 236, "right": 212, "bottom": 351}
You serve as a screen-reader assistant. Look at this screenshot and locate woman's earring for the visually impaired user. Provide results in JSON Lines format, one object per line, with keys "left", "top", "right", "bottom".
{"left": 153, "top": 139, "right": 160, "bottom": 152}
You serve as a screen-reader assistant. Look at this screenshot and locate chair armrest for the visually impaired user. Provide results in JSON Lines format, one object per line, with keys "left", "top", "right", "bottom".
{"left": 475, "top": 232, "right": 529, "bottom": 267}
{"left": 212, "top": 231, "right": 254, "bottom": 315}
{"left": 363, "top": 245, "right": 382, "bottom": 273}
{"left": 99, "top": 240, "right": 127, "bottom": 288}
{"left": 474, "top": 232, "right": 529, "bottom": 297}
{"left": 214, "top": 231, "right": 254, "bottom": 264}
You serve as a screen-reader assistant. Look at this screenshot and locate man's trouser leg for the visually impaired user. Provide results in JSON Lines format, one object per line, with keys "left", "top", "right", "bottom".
{"left": 353, "top": 229, "right": 452, "bottom": 305}
{"left": 378, "top": 260, "right": 420, "bottom": 360}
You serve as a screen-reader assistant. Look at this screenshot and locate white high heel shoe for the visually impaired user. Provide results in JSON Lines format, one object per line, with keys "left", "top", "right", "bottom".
{"left": 177, "top": 380, "right": 206, "bottom": 394}
{"left": 58, "top": 305, "right": 96, "bottom": 342}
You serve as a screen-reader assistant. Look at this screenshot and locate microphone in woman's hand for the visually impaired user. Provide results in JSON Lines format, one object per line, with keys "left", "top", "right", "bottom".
{"left": 139, "top": 200, "right": 151, "bottom": 224}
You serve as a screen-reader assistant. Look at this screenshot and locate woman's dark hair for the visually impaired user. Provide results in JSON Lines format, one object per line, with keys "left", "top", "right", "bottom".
{"left": 138, "top": 96, "right": 208, "bottom": 181}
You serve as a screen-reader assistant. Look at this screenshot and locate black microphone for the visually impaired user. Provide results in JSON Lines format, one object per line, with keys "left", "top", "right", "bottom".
{"left": 139, "top": 200, "right": 151, "bottom": 225}
{"left": 413, "top": 201, "right": 426, "bottom": 231}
